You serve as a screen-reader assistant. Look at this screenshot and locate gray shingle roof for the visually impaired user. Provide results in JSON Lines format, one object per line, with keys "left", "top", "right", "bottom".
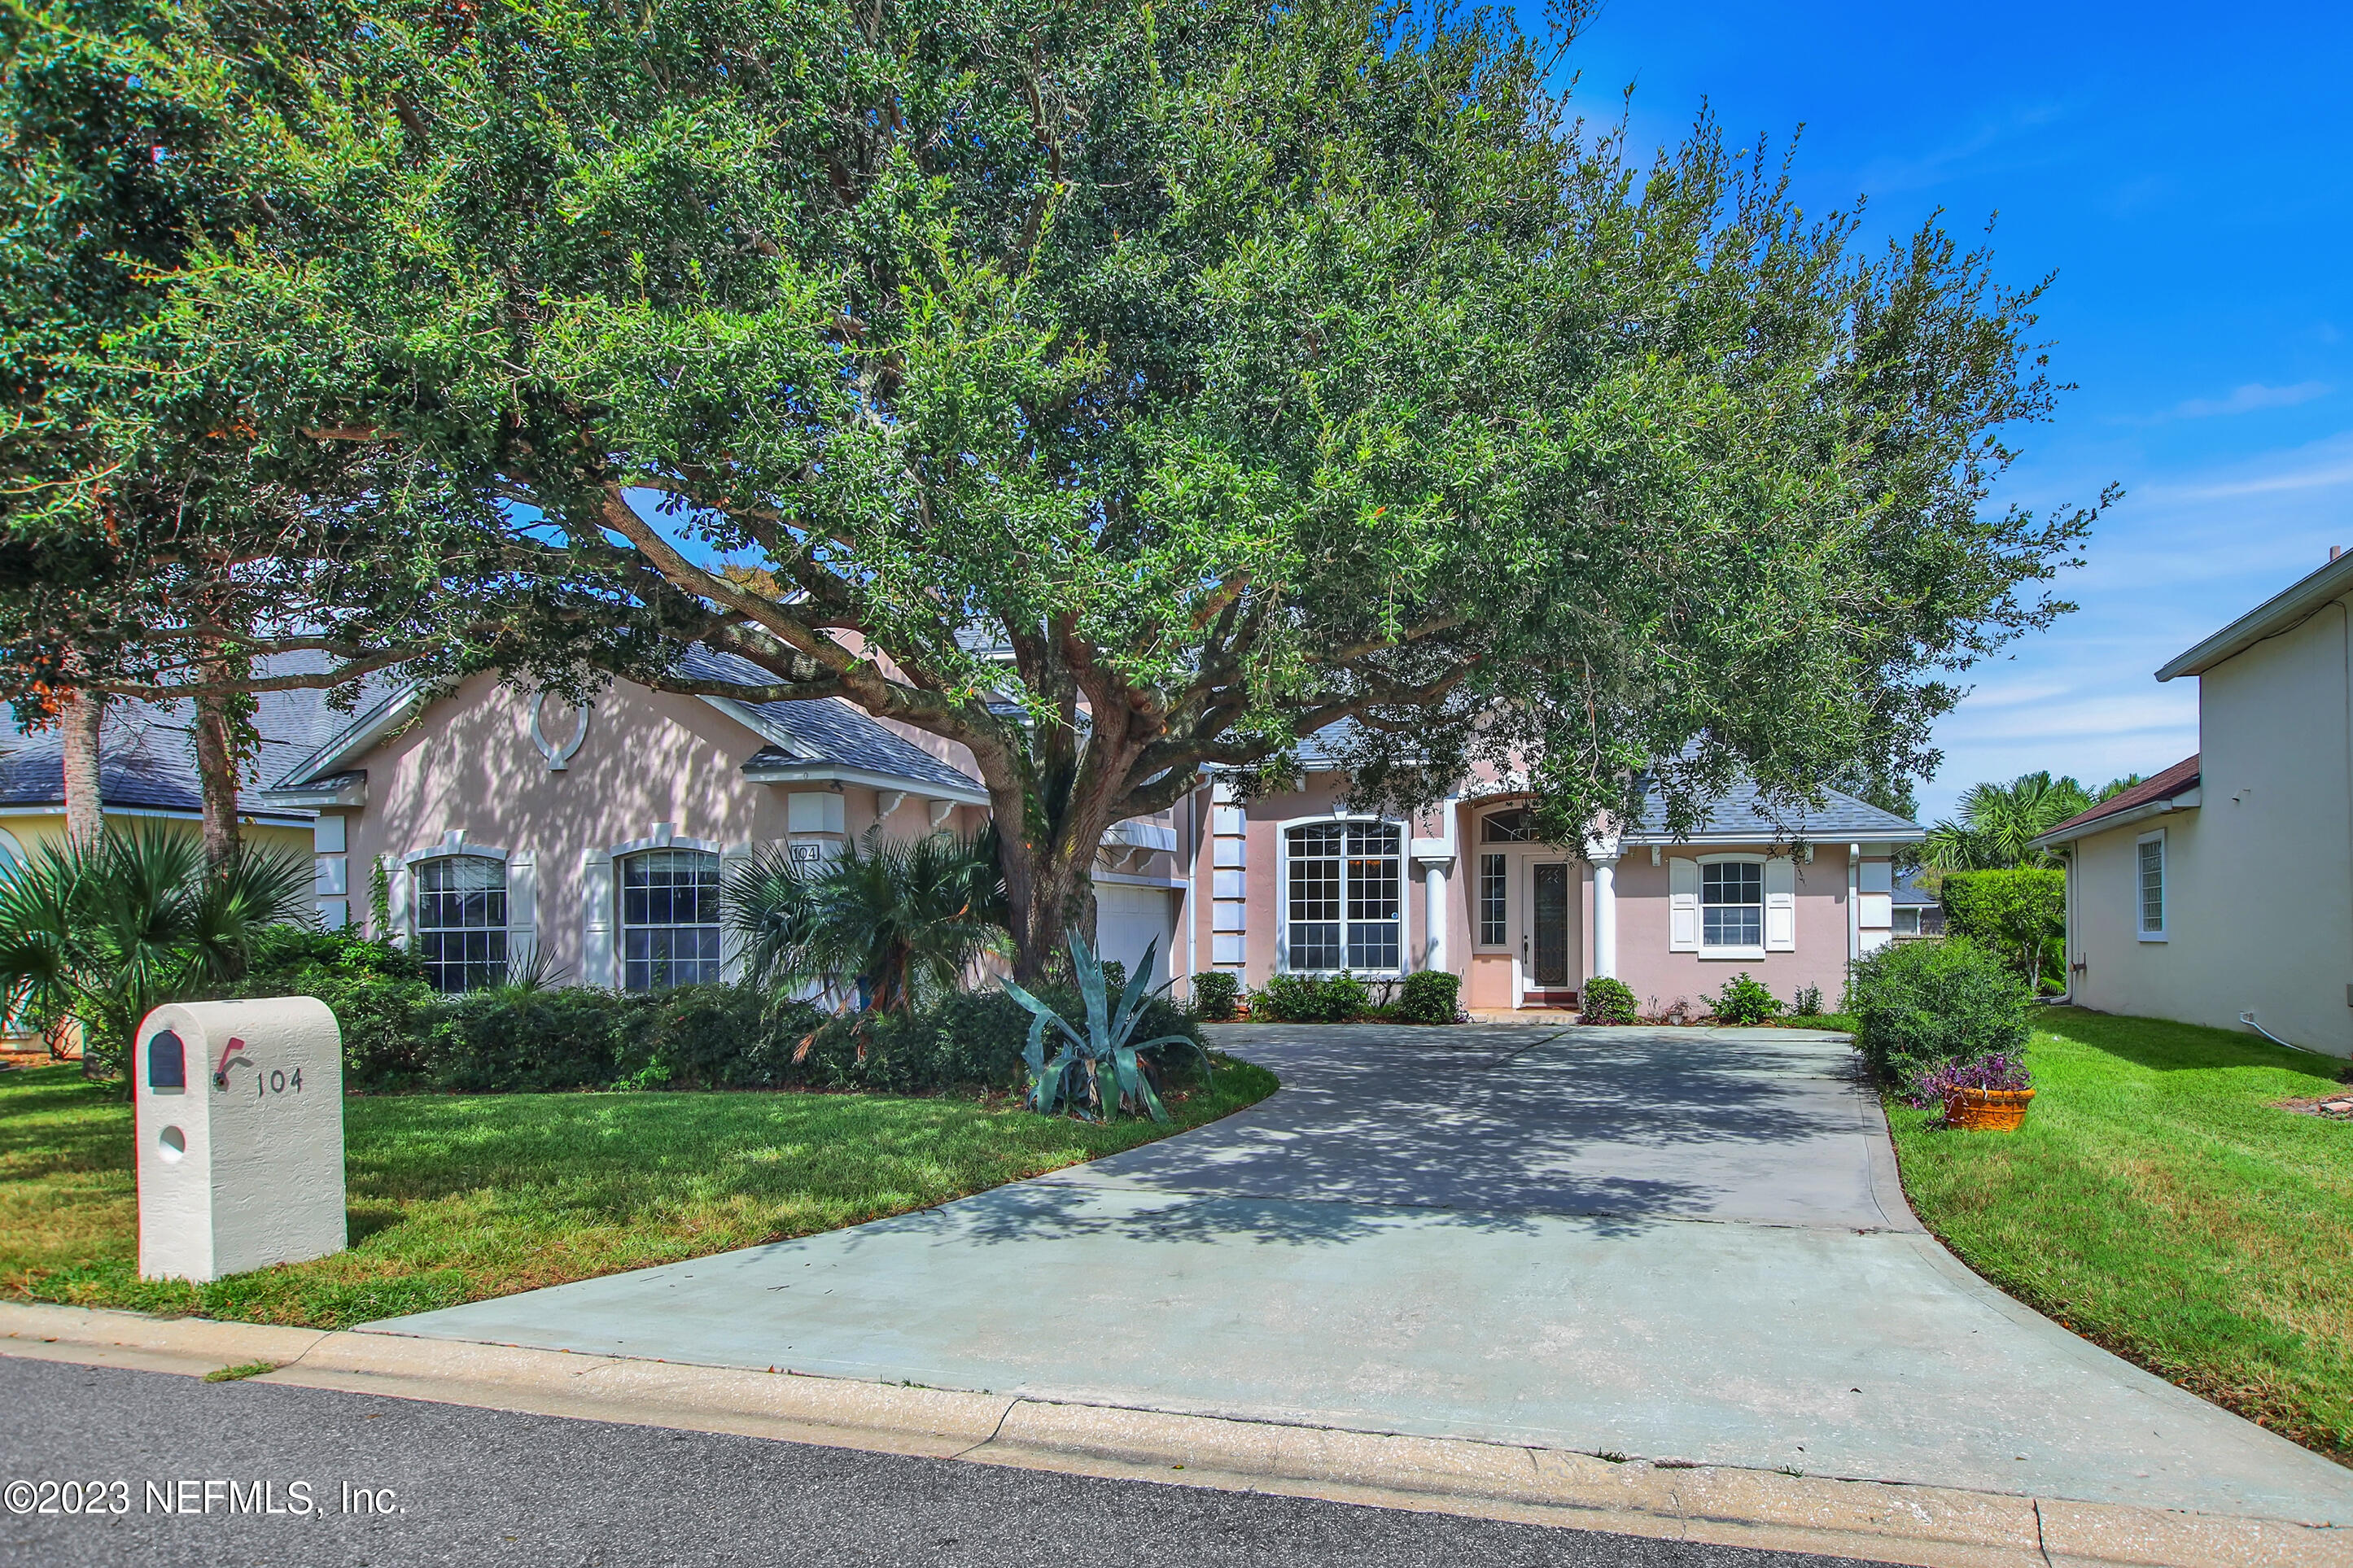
{"left": 674, "top": 648, "right": 984, "bottom": 794}
{"left": 1622, "top": 775, "right": 1922, "bottom": 842}
{"left": 0, "top": 660, "right": 337, "bottom": 822}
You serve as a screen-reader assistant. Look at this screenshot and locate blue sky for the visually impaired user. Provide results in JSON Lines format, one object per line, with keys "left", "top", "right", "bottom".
{"left": 1541, "top": 1, "right": 2353, "bottom": 820}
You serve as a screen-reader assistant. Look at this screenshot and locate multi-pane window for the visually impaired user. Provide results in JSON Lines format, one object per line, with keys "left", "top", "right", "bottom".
{"left": 1478, "top": 852, "right": 1508, "bottom": 946}
{"left": 1700, "top": 860, "right": 1764, "bottom": 950}
{"left": 1286, "top": 823, "right": 1402, "bottom": 972}
{"left": 623, "top": 850, "right": 724, "bottom": 991}
{"left": 2137, "top": 836, "right": 2165, "bottom": 936}
{"left": 416, "top": 855, "right": 507, "bottom": 993}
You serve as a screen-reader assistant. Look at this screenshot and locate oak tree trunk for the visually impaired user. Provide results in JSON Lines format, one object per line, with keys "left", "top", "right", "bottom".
{"left": 193, "top": 688, "right": 243, "bottom": 868}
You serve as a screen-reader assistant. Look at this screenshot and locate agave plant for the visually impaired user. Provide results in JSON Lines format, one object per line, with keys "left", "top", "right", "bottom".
{"left": 0, "top": 823, "right": 313, "bottom": 1077}
{"left": 1002, "top": 933, "right": 1207, "bottom": 1123}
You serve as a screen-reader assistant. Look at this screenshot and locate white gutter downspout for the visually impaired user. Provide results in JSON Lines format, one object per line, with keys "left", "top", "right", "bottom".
{"left": 1183, "top": 783, "right": 1201, "bottom": 1000}
{"left": 1847, "top": 843, "right": 1861, "bottom": 967}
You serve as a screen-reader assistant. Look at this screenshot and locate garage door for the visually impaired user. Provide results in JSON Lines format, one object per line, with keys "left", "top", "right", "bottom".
{"left": 1095, "top": 883, "right": 1179, "bottom": 989}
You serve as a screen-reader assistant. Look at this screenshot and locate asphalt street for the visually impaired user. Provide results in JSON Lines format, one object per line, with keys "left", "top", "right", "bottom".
{"left": 0, "top": 1357, "right": 1887, "bottom": 1568}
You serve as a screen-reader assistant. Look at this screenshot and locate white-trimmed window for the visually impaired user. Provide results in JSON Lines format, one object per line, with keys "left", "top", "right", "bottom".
{"left": 1701, "top": 859, "right": 1765, "bottom": 950}
{"left": 1285, "top": 822, "right": 1402, "bottom": 972}
{"left": 1477, "top": 852, "right": 1508, "bottom": 946}
{"left": 2136, "top": 830, "right": 2166, "bottom": 940}
{"left": 622, "top": 849, "right": 724, "bottom": 990}
{"left": 415, "top": 855, "right": 508, "bottom": 993}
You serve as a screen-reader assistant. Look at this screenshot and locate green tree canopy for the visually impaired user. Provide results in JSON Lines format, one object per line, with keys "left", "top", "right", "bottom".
{"left": 127, "top": 0, "right": 2097, "bottom": 975}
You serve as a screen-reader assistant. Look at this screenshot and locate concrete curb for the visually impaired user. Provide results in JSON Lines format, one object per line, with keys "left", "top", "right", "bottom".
{"left": 5, "top": 1302, "right": 2344, "bottom": 1568}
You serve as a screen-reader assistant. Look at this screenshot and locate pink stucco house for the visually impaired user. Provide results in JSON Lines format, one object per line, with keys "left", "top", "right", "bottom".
{"left": 264, "top": 652, "right": 1922, "bottom": 1015}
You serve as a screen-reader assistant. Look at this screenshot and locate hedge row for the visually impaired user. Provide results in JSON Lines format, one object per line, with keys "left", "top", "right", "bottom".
{"left": 220, "top": 928, "right": 1202, "bottom": 1096}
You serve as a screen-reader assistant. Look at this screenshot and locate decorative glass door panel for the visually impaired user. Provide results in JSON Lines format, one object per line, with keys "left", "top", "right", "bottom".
{"left": 1532, "top": 863, "right": 1570, "bottom": 988}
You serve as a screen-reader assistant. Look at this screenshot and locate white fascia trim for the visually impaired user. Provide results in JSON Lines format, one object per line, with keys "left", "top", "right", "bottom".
{"left": 741, "top": 758, "right": 991, "bottom": 806}
{"left": 2157, "top": 557, "right": 2353, "bottom": 679}
{"left": 2030, "top": 790, "right": 2200, "bottom": 852}
{"left": 275, "top": 685, "right": 425, "bottom": 788}
{"left": 260, "top": 777, "right": 367, "bottom": 810}
{"left": 1094, "top": 870, "right": 1188, "bottom": 890}
{"left": 0, "top": 802, "right": 313, "bottom": 827}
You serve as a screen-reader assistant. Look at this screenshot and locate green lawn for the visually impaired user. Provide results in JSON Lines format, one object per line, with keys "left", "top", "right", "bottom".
{"left": 1887, "top": 1007, "right": 2353, "bottom": 1461}
{"left": 0, "top": 1058, "right": 1277, "bottom": 1330}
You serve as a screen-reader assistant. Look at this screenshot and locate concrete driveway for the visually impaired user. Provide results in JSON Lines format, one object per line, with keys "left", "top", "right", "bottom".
{"left": 364, "top": 1025, "right": 2353, "bottom": 1525}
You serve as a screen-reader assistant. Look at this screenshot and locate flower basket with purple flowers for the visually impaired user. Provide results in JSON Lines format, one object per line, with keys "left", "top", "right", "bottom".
{"left": 1917, "top": 1052, "right": 2036, "bottom": 1131}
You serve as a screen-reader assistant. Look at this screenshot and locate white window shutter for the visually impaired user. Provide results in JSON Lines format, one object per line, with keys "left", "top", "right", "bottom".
{"left": 580, "top": 849, "right": 615, "bottom": 988}
{"left": 1765, "top": 857, "right": 1797, "bottom": 951}
{"left": 1669, "top": 858, "right": 1699, "bottom": 951}
{"left": 507, "top": 852, "right": 538, "bottom": 969}
{"left": 719, "top": 841, "right": 754, "bottom": 981}
{"left": 384, "top": 856, "right": 411, "bottom": 947}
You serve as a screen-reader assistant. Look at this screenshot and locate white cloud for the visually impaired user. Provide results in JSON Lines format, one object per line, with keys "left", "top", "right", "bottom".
{"left": 2168, "top": 380, "right": 2333, "bottom": 421}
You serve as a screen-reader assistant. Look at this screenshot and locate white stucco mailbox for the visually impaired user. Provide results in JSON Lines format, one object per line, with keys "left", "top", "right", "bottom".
{"left": 133, "top": 998, "right": 346, "bottom": 1282}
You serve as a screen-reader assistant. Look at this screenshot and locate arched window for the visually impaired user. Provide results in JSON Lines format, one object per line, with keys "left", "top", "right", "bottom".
{"left": 415, "top": 855, "right": 508, "bottom": 993}
{"left": 1480, "top": 808, "right": 1534, "bottom": 843}
{"left": 1284, "top": 822, "right": 1402, "bottom": 973}
{"left": 622, "top": 849, "right": 723, "bottom": 991}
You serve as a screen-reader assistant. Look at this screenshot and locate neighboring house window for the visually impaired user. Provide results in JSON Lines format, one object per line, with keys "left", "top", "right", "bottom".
{"left": 1893, "top": 905, "right": 1947, "bottom": 938}
{"left": 2137, "top": 832, "right": 2166, "bottom": 939}
{"left": 1700, "top": 860, "right": 1764, "bottom": 950}
{"left": 1478, "top": 852, "right": 1508, "bottom": 946}
{"left": 1286, "top": 822, "right": 1402, "bottom": 972}
{"left": 415, "top": 854, "right": 507, "bottom": 993}
{"left": 622, "top": 849, "right": 724, "bottom": 990}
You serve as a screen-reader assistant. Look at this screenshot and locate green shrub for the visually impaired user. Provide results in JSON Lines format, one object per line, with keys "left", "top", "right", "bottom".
{"left": 422, "top": 987, "right": 656, "bottom": 1094}
{"left": 1254, "top": 972, "right": 1369, "bottom": 1023}
{"left": 636, "top": 984, "right": 826, "bottom": 1090}
{"left": 1580, "top": 976, "right": 1638, "bottom": 1025}
{"left": 1710, "top": 972, "right": 1784, "bottom": 1026}
{"left": 220, "top": 927, "right": 440, "bottom": 1090}
{"left": 1791, "top": 983, "right": 1826, "bottom": 1017}
{"left": 1396, "top": 969, "right": 1460, "bottom": 1024}
{"left": 1938, "top": 868, "right": 2066, "bottom": 985}
{"left": 1847, "top": 937, "right": 2033, "bottom": 1091}
{"left": 1190, "top": 969, "right": 1240, "bottom": 1022}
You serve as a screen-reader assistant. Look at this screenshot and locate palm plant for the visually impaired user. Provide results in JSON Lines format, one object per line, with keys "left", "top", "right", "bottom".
{"left": 0, "top": 823, "right": 313, "bottom": 1077}
{"left": 1003, "top": 932, "right": 1206, "bottom": 1123}
{"left": 1922, "top": 771, "right": 2094, "bottom": 871}
{"left": 724, "top": 827, "right": 1007, "bottom": 1012}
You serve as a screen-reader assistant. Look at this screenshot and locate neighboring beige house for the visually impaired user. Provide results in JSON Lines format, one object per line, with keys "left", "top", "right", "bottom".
{"left": 0, "top": 690, "right": 323, "bottom": 868}
{"left": 2032, "top": 550, "right": 2353, "bottom": 1057}
{"left": 0, "top": 687, "right": 326, "bottom": 1058}
{"left": 267, "top": 648, "right": 1922, "bottom": 1014}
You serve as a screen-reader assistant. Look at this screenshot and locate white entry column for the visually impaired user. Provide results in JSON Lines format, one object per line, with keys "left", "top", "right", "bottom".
{"left": 1590, "top": 854, "right": 1620, "bottom": 980}
{"left": 1415, "top": 850, "right": 1454, "bottom": 972}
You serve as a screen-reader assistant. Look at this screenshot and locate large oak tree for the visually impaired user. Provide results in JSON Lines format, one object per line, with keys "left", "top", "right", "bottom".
{"left": 149, "top": 0, "right": 2096, "bottom": 976}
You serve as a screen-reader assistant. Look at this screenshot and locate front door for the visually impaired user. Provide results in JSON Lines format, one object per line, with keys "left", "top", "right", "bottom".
{"left": 1531, "top": 863, "right": 1570, "bottom": 989}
